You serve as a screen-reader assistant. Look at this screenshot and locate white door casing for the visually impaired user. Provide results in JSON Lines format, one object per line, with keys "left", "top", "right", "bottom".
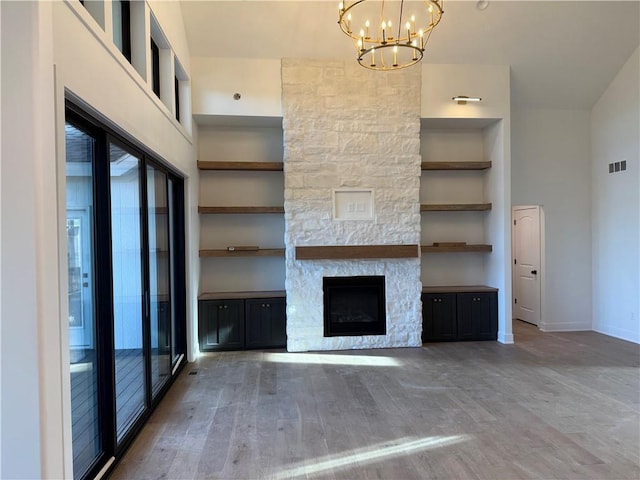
{"left": 513, "top": 206, "right": 541, "bottom": 326}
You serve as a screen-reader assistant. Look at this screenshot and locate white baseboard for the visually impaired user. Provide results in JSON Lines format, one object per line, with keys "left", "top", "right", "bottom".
{"left": 593, "top": 324, "right": 640, "bottom": 344}
{"left": 497, "top": 331, "right": 514, "bottom": 344}
{"left": 539, "top": 321, "right": 591, "bottom": 332}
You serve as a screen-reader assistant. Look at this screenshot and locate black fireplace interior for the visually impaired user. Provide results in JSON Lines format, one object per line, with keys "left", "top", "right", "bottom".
{"left": 323, "top": 276, "right": 386, "bottom": 337}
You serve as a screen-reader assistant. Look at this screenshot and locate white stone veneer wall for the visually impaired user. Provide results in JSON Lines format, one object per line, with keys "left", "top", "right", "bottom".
{"left": 282, "top": 58, "right": 423, "bottom": 352}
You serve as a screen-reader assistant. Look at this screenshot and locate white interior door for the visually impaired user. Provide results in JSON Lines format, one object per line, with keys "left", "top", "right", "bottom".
{"left": 67, "top": 209, "right": 94, "bottom": 348}
{"left": 513, "top": 206, "right": 541, "bottom": 325}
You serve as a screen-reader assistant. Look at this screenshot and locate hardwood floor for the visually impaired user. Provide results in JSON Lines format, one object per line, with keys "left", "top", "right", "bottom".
{"left": 110, "top": 321, "right": 640, "bottom": 479}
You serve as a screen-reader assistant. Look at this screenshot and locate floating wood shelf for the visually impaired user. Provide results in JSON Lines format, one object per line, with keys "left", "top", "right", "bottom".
{"left": 197, "top": 161, "right": 283, "bottom": 171}
{"left": 421, "top": 203, "right": 492, "bottom": 212}
{"left": 198, "top": 206, "right": 284, "bottom": 214}
{"left": 296, "top": 244, "right": 420, "bottom": 260}
{"left": 198, "top": 290, "right": 286, "bottom": 300}
{"left": 200, "top": 248, "right": 285, "bottom": 258}
{"left": 421, "top": 161, "right": 492, "bottom": 171}
{"left": 421, "top": 244, "right": 492, "bottom": 253}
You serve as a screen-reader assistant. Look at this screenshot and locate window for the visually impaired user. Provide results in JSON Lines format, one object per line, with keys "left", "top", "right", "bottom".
{"left": 174, "top": 75, "right": 180, "bottom": 122}
{"left": 151, "top": 38, "right": 160, "bottom": 98}
{"left": 113, "top": 0, "right": 131, "bottom": 62}
{"left": 174, "top": 58, "right": 189, "bottom": 128}
{"left": 79, "top": 0, "right": 105, "bottom": 29}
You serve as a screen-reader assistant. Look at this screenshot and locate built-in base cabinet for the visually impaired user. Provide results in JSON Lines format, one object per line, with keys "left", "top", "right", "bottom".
{"left": 422, "top": 287, "right": 498, "bottom": 342}
{"left": 245, "top": 298, "right": 286, "bottom": 348}
{"left": 198, "top": 294, "right": 286, "bottom": 351}
{"left": 198, "top": 299, "right": 245, "bottom": 351}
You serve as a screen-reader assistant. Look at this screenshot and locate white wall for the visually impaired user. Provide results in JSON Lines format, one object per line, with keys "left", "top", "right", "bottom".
{"left": 591, "top": 46, "right": 640, "bottom": 343}
{"left": 2, "top": 1, "right": 197, "bottom": 477}
{"left": 1, "top": 3, "right": 52, "bottom": 477}
{"left": 421, "top": 63, "right": 510, "bottom": 120}
{"left": 511, "top": 108, "right": 592, "bottom": 331}
{"left": 191, "top": 57, "right": 282, "bottom": 117}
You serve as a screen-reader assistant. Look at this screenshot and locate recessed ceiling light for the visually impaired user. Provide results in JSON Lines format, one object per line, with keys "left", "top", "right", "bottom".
{"left": 477, "top": 0, "right": 489, "bottom": 11}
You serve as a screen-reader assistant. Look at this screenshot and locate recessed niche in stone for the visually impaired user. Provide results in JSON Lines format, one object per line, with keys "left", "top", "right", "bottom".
{"left": 333, "top": 189, "right": 374, "bottom": 221}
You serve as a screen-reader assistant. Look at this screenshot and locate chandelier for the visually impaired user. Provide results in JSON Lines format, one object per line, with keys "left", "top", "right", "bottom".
{"left": 338, "top": 0, "right": 444, "bottom": 71}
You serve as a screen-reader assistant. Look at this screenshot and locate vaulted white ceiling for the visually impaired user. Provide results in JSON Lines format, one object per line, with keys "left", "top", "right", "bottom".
{"left": 180, "top": 1, "right": 639, "bottom": 109}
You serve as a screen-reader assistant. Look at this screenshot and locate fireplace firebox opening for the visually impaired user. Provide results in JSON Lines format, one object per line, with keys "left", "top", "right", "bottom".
{"left": 323, "top": 276, "right": 386, "bottom": 337}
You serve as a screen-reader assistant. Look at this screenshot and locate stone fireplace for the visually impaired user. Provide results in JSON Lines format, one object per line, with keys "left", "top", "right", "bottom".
{"left": 282, "top": 58, "right": 422, "bottom": 352}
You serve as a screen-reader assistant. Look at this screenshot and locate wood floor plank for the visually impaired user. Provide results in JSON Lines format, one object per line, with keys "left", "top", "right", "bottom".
{"left": 111, "top": 321, "right": 640, "bottom": 479}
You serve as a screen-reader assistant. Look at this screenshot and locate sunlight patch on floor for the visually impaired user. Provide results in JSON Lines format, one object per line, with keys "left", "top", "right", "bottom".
{"left": 273, "top": 434, "right": 471, "bottom": 479}
{"left": 263, "top": 352, "right": 402, "bottom": 367}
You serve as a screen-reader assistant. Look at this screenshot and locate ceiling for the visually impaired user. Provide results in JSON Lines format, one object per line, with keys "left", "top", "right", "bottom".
{"left": 180, "top": 1, "right": 639, "bottom": 109}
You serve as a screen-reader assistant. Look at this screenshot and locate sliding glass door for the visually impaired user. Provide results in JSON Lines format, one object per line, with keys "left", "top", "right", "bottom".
{"left": 147, "top": 163, "right": 172, "bottom": 396}
{"left": 109, "top": 141, "right": 146, "bottom": 443}
{"left": 65, "top": 122, "right": 102, "bottom": 480}
{"left": 65, "top": 103, "right": 187, "bottom": 480}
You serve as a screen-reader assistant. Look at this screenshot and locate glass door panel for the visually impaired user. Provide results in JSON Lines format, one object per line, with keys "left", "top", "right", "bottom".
{"left": 147, "top": 164, "right": 172, "bottom": 396}
{"left": 109, "top": 142, "right": 145, "bottom": 442}
{"left": 168, "top": 177, "right": 184, "bottom": 367}
{"left": 65, "top": 122, "right": 102, "bottom": 479}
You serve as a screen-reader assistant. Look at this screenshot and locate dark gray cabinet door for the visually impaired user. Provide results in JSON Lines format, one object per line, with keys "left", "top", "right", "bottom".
{"left": 245, "top": 298, "right": 286, "bottom": 348}
{"left": 457, "top": 293, "right": 498, "bottom": 340}
{"left": 422, "top": 293, "right": 457, "bottom": 341}
{"left": 198, "top": 299, "right": 245, "bottom": 351}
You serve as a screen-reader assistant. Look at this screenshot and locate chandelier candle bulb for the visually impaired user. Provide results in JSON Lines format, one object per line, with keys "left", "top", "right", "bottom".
{"left": 365, "top": 20, "right": 370, "bottom": 38}
{"left": 406, "top": 22, "right": 411, "bottom": 43}
{"left": 393, "top": 45, "right": 398, "bottom": 66}
{"left": 382, "top": 21, "right": 386, "bottom": 44}
{"left": 371, "top": 47, "right": 375, "bottom": 66}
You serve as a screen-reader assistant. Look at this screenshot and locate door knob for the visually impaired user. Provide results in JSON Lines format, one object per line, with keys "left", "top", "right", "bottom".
{"left": 531, "top": 270, "right": 537, "bottom": 275}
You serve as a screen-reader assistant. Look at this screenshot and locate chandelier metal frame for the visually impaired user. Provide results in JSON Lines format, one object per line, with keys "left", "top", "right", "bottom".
{"left": 338, "top": 0, "right": 444, "bottom": 71}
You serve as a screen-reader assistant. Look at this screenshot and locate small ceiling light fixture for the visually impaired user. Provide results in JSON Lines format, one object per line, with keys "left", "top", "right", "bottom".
{"left": 338, "top": 0, "right": 444, "bottom": 71}
{"left": 476, "top": 0, "right": 489, "bottom": 11}
{"left": 452, "top": 95, "right": 482, "bottom": 105}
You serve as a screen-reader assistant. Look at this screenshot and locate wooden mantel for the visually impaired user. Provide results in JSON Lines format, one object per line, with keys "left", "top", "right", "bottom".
{"left": 295, "top": 244, "right": 420, "bottom": 260}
